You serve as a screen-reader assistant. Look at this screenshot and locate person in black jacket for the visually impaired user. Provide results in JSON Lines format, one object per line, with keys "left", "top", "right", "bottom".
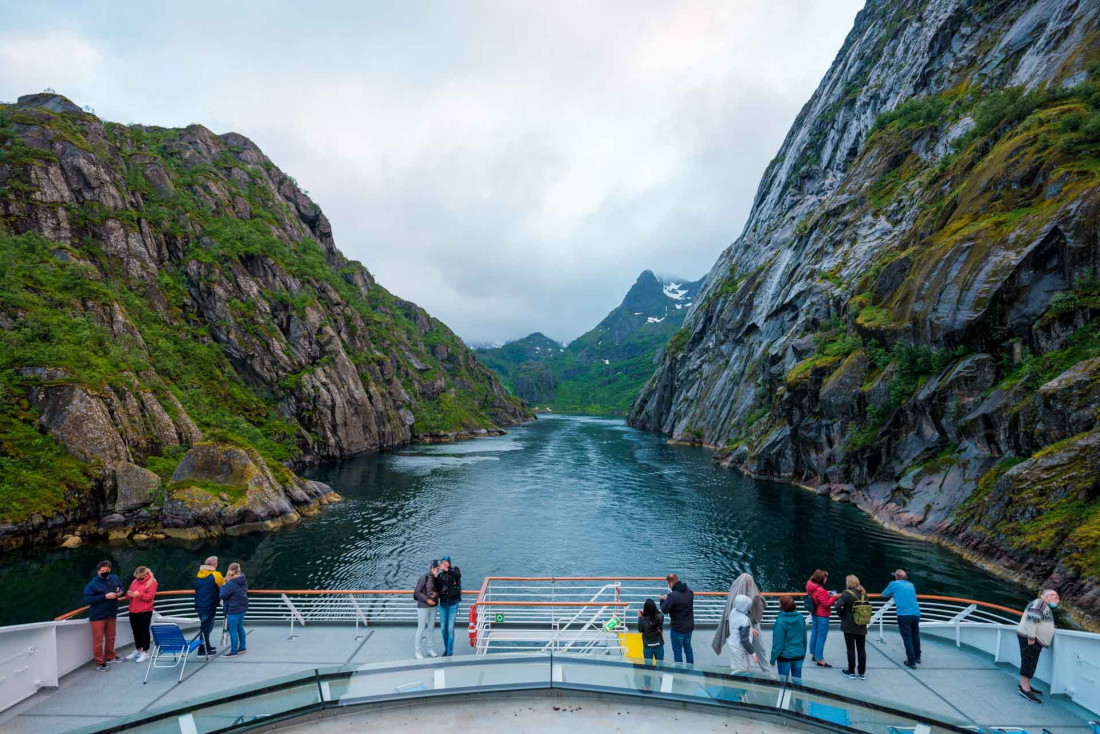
{"left": 635, "top": 598, "right": 665, "bottom": 692}
{"left": 219, "top": 562, "right": 249, "bottom": 657}
{"left": 84, "top": 560, "right": 124, "bottom": 671}
{"left": 834, "top": 574, "right": 870, "bottom": 680}
{"left": 660, "top": 573, "right": 695, "bottom": 664}
{"left": 436, "top": 556, "right": 462, "bottom": 656}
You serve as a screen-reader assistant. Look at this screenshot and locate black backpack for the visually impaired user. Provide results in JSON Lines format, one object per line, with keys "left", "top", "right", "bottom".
{"left": 803, "top": 593, "right": 815, "bottom": 614}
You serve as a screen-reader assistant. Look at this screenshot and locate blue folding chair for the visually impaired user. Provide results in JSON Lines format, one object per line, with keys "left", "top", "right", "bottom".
{"left": 995, "top": 729, "right": 1054, "bottom": 734}
{"left": 1089, "top": 722, "right": 1099, "bottom": 734}
{"left": 807, "top": 700, "right": 851, "bottom": 727}
{"left": 144, "top": 624, "right": 204, "bottom": 684}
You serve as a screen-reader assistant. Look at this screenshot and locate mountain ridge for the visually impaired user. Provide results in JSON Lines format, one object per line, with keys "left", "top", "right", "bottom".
{"left": 0, "top": 92, "right": 532, "bottom": 548}
{"left": 629, "top": 0, "right": 1100, "bottom": 622}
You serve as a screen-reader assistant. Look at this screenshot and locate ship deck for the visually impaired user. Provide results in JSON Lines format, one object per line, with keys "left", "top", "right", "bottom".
{"left": 1, "top": 622, "right": 1094, "bottom": 734}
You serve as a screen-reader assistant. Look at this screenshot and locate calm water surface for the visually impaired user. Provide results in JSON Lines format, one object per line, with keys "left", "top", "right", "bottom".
{"left": 0, "top": 415, "right": 1029, "bottom": 625}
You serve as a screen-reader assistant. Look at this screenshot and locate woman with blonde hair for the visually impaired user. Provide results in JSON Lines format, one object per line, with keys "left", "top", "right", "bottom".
{"left": 219, "top": 562, "right": 249, "bottom": 657}
{"left": 126, "top": 566, "right": 157, "bottom": 663}
{"left": 834, "top": 574, "right": 872, "bottom": 680}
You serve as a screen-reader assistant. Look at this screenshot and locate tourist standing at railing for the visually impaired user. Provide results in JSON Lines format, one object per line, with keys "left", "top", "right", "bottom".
{"left": 84, "top": 560, "right": 125, "bottom": 672}
{"left": 660, "top": 573, "right": 695, "bottom": 664}
{"left": 1016, "top": 589, "right": 1059, "bottom": 704}
{"left": 769, "top": 595, "right": 808, "bottom": 681}
{"left": 636, "top": 598, "right": 665, "bottom": 663}
{"left": 726, "top": 594, "right": 759, "bottom": 674}
{"left": 413, "top": 560, "right": 440, "bottom": 659}
{"left": 436, "top": 556, "right": 462, "bottom": 656}
{"left": 194, "top": 556, "right": 225, "bottom": 656}
{"left": 219, "top": 562, "right": 248, "bottom": 657}
{"left": 125, "top": 566, "right": 157, "bottom": 664}
{"left": 835, "top": 575, "right": 871, "bottom": 680}
{"left": 882, "top": 569, "right": 921, "bottom": 668}
{"left": 805, "top": 569, "right": 839, "bottom": 668}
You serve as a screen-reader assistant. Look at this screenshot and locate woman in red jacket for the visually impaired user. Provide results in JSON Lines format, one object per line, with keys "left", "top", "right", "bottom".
{"left": 126, "top": 566, "right": 158, "bottom": 663}
{"left": 806, "top": 569, "right": 839, "bottom": 668}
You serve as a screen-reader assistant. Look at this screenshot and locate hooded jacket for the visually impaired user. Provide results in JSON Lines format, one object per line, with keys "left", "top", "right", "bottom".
{"left": 660, "top": 581, "right": 695, "bottom": 633}
{"left": 834, "top": 588, "right": 869, "bottom": 635}
{"left": 806, "top": 580, "right": 838, "bottom": 618}
{"left": 219, "top": 574, "right": 249, "bottom": 615}
{"left": 770, "top": 610, "right": 808, "bottom": 663}
{"left": 1016, "top": 598, "right": 1056, "bottom": 647}
{"left": 84, "top": 573, "right": 123, "bottom": 621}
{"left": 194, "top": 565, "right": 225, "bottom": 613}
{"left": 637, "top": 611, "right": 665, "bottom": 648}
{"left": 126, "top": 575, "right": 158, "bottom": 614}
{"left": 726, "top": 595, "right": 755, "bottom": 673}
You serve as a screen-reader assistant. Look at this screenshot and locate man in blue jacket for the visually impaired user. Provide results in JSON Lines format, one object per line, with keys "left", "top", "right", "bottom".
{"left": 84, "top": 560, "right": 124, "bottom": 671}
{"left": 194, "top": 556, "right": 225, "bottom": 656}
{"left": 882, "top": 569, "right": 921, "bottom": 668}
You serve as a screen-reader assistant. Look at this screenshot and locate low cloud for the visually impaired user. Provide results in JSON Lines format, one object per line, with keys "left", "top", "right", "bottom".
{"left": 0, "top": 0, "right": 862, "bottom": 343}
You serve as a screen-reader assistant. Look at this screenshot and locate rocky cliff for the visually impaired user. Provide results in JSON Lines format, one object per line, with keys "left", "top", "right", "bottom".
{"left": 629, "top": 0, "right": 1100, "bottom": 620}
{"left": 0, "top": 93, "right": 531, "bottom": 548}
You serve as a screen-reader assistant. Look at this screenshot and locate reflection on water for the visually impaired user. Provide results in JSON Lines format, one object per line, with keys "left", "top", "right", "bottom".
{"left": 0, "top": 415, "right": 1029, "bottom": 625}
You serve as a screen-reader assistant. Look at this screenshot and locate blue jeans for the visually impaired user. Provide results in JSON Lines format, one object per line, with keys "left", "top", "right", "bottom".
{"left": 809, "top": 616, "right": 829, "bottom": 661}
{"left": 643, "top": 645, "right": 664, "bottom": 664}
{"left": 197, "top": 609, "right": 217, "bottom": 650}
{"left": 438, "top": 601, "right": 459, "bottom": 656}
{"left": 669, "top": 629, "right": 694, "bottom": 664}
{"left": 897, "top": 615, "right": 921, "bottom": 663}
{"left": 776, "top": 659, "right": 803, "bottom": 680}
{"left": 227, "top": 612, "right": 246, "bottom": 654}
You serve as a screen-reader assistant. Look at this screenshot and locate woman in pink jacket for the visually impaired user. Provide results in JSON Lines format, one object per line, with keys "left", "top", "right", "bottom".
{"left": 806, "top": 569, "right": 839, "bottom": 668}
{"left": 126, "top": 566, "right": 158, "bottom": 663}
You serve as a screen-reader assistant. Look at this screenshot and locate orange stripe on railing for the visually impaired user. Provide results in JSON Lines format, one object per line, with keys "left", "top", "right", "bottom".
{"left": 53, "top": 581, "right": 1023, "bottom": 620}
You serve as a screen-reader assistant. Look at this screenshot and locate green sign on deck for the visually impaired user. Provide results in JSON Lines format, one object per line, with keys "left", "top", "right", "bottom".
{"left": 495, "top": 613, "right": 505, "bottom": 623}
{"left": 603, "top": 616, "right": 621, "bottom": 632}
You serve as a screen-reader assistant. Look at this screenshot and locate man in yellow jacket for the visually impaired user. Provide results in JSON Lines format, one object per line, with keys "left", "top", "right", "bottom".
{"left": 194, "top": 556, "right": 226, "bottom": 656}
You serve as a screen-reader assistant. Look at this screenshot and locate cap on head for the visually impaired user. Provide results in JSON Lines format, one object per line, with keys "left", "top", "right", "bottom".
{"left": 441, "top": 555, "right": 451, "bottom": 563}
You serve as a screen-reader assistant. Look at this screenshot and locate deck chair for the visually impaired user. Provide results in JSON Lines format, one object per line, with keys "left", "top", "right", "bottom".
{"left": 994, "top": 729, "right": 1054, "bottom": 734}
{"left": 144, "top": 624, "right": 204, "bottom": 684}
{"left": 807, "top": 700, "right": 851, "bottom": 727}
{"left": 1089, "top": 722, "right": 1099, "bottom": 734}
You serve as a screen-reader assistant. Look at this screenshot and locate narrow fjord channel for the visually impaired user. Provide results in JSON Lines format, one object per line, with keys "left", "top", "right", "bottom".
{"left": 0, "top": 415, "right": 1029, "bottom": 625}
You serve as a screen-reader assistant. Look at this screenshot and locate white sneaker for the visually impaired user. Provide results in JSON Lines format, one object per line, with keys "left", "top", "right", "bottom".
{"left": 125, "top": 651, "right": 139, "bottom": 661}
{"left": 135, "top": 652, "right": 148, "bottom": 663}
{"left": 428, "top": 649, "right": 438, "bottom": 658}
{"left": 415, "top": 651, "right": 424, "bottom": 660}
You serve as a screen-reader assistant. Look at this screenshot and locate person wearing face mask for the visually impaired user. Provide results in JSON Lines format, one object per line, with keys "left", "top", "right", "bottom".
{"left": 1015, "top": 589, "right": 1060, "bottom": 704}
{"left": 84, "top": 560, "right": 125, "bottom": 671}
{"left": 125, "top": 566, "right": 157, "bottom": 663}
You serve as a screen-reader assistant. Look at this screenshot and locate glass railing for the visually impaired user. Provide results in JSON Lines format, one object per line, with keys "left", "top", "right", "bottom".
{"left": 68, "top": 654, "right": 980, "bottom": 734}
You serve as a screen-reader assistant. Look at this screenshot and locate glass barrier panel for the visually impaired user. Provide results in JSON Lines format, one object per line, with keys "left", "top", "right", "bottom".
{"left": 116, "top": 719, "right": 184, "bottom": 734}
{"left": 781, "top": 682, "right": 973, "bottom": 734}
{"left": 187, "top": 680, "right": 322, "bottom": 733}
{"left": 322, "top": 655, "right": 551, "bottom": 705}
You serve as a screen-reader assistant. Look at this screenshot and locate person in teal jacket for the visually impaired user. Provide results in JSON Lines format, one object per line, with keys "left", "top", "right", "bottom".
{"left": 770, "top": 595, "right": 808, "bottom": 681}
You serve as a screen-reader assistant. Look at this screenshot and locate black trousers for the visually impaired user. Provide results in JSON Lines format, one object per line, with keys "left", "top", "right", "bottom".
{"left": 129, "top": 611, "right": 152, "bottom": 651}
{"left": 1017, "top": 634, "right": 1043, "bottom": 679}
{"left": 844, "top": 632, "right": 866, "bottom": 675}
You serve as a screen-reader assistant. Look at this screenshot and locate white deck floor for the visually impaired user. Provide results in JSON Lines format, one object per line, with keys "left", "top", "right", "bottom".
{"left": 0, "top": 624, "right": 1093, "bottom": 734}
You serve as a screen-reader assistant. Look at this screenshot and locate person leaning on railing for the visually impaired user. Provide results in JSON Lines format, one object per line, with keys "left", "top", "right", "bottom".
{"left": 881, "top": 569, "right": 921, "bottom": 668}
{"left": 660, "top": 573, "right": 695, "bottom": 664}
{"left": 1016, "top": 589, "right": 1060, "bottom": 705}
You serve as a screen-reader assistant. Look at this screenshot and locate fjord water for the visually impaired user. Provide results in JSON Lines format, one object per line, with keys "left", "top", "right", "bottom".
{"left": 0, "top": 415, "right": 1029, "bottom": 625}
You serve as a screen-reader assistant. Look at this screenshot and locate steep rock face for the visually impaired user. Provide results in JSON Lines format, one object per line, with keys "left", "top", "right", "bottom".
{"left": 0, "top": 93, "right": 531, "bottom": 546}
{"left": 477, "top": 271, "right": 702, "bottom": 413}
{"left": 629, "top": 0, "right": 1100, "bottom": 619}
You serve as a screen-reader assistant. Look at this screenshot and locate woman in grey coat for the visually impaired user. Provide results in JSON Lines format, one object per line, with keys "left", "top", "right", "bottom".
{"left": 712, "top": 572, "right": 774, "bottom": 677}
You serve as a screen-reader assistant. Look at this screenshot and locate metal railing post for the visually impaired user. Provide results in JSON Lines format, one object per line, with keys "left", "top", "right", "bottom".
{"left": 282, "top": 594, "right": 306, "bottom": 640}
{"left": 349, "top": 596, "right": 368, "bottom": 640}
{"left": 872, "top": 598, "right": 894, "bottom": 643}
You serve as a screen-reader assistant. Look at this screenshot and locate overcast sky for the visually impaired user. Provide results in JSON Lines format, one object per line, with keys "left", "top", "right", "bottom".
{"left": 2, "top": 0, "right": 862, "bottom": 344}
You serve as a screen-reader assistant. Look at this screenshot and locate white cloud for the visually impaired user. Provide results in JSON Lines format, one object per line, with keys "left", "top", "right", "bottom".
{"left": 0, "top": 0, "right": 863, "bottom": 343}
